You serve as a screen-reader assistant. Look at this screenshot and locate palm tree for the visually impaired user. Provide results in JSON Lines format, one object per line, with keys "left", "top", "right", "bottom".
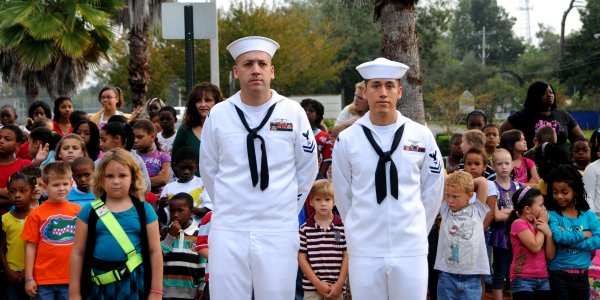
{"left": 118, "top": 0, "right": 172, "bottom": 109}
{"left": 347, "top": 0, "right": 425, "bottom": 124}
{"left": 0, "top": 0, "right": 122, "bottom": 106}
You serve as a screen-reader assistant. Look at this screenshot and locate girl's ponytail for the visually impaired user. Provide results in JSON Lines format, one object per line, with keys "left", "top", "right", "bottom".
{"left": 29, "top": 127, "right": 62, "bottom": 151}
{"left": 102, "top": 122, "right": 135, "bottom": 151}
{"left": 505, "top": 186, "right": 543, "bottom": 249}
{"left": 505, "top": 210, "right": 520, "bottom": 250}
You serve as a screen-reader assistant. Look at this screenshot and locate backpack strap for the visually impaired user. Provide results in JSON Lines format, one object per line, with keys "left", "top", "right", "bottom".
{"left": 89, "top": 199, "right": 143, "bottom": 285}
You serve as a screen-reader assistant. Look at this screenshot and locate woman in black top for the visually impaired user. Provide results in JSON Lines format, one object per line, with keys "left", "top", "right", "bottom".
{"left": 500, "top": 81, "right": 585, "bottom": 149}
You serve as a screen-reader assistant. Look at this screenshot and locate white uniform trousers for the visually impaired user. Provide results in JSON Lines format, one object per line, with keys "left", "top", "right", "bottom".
{"left": 348, "top": 255, "right": 428, "bottom": 300}
{"left": 209, "top": 229, "right": 299, "bottom": 300}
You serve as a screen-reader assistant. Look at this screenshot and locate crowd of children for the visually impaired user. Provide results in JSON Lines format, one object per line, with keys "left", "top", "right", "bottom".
{"left": 0, "top": 87, "right": 599, "bottom": 300}
{"left": 434, "top": 111, "right": 600, "bottom": 300}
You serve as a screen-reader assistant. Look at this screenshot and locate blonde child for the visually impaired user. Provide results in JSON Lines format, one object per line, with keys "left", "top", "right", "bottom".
{"left": 0, "top": 173, "right": 36, "bottom": 299}
{"left": 298, "top": 179, "right": 348, "bottom": 300}
{"left": 21, "top": 162, "right": 81, "bottom": 299}
{"left": 490, "top": 149, "right": 521, "bottom": 300}
{"left": 434, "top": 171, "right": 489, "bottom": 300}
{"left": 69, "top": 149, "right": 163, "bottom": 299}
{"left": 506, "top": 186, "right": 554, "bottom": 300}
{"left": 132, "top": 119, "right": 171, "bottom": 195}
{"left": 500, "top": 129, "right": 539, "bottom": 187}
{"left": 546, "top": 164, "right": 600, "bottom": 299}
{"left": 54, "top": 134, "right": 87, "bottom": 164}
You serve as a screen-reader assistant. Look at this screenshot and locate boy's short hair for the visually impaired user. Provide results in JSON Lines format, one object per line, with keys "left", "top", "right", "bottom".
{"left": 42, "top": 161, "right": 73, "bottom": 183}
{"left": 482, "top": 123, "right": 499, "bottom": 132}
{"left": 20, "top": 165, "right": 42, "bottom": 178}
{"left": 71, "top": 156, "right": 94, "bottom": 171}
{"left": 445, "top": 171, "right": 474, "bottom": 194}
{"left": 535, "top": 126, "right": 557, "bottom": 144}
{"left": 171, "top": 192, "right": 194, "bottom": 209}
{"left": 462, "top": 129, "right": 485, "bottom": 149}
{"left": 308, "top": 179, "right": 334, "bottom": 200}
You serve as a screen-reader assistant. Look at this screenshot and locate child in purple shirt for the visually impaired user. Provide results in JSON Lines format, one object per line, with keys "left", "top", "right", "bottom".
{"left": 133, "top": 119, "right": 171, "bottom": 195}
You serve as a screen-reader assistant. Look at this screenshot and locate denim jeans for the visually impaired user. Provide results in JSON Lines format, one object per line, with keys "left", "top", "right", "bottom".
{"left": 511, "top": 277, "right": 550, "bottom": 293}
{"left": 437, "top": 271, "right": 482, "bottom": 300}
{"left": 33, "top": 284, "right": 69, "bottom": 300}
{"left": 492, "top": 246, "right": 511, "bottom": 289}
{"left": 548, "top": 269, "right": 589, "bottom": 300}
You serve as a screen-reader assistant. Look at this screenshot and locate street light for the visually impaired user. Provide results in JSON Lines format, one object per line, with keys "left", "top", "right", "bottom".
{"left": 594, "top": 33, "right": 600, "bottom": 39}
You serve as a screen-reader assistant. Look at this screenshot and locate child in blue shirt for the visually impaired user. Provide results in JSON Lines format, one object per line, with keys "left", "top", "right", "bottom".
{"left": 546, "top": 164, "right": 600, "bottom": 299}
{"left": 66, "top": 157, "right": 95, "bottom": 206}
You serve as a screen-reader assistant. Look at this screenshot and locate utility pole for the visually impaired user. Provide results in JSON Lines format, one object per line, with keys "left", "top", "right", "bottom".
{"left": 518, "top": 0, "right": 533, "bottom": 44}
{"left": 477, "top": 26, "right": 495, "bottom": 66}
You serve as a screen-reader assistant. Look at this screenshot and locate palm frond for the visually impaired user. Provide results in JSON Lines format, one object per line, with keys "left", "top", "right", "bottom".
{"left": 0, "top": 1, "right": 42, "bottom": 28}
{"left": 15, "top": 38, "right": 55, "bottom": 69}
{"left": 57, "top": 28, "right": 93, "bottom": 58}
{"left": 0, "top": 26, "right": 28, "bottom": 48}
{"left": 23, "top": 12, "right": 64, "bottom": 40}
{"left": 76, "top": 3, "right": 111, "bottom": 27}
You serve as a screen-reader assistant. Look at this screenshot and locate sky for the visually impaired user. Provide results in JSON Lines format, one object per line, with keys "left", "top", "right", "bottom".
{"left": 196, "top": 0, "right": 584, "bottom": 45}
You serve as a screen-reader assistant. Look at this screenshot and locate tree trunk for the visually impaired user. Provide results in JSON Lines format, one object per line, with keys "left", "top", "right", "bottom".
{"left": 25, "top": 78, "right": 39, "bottom": 109}
{"left": 559, "top": 0, "right": 576, "bottom": 63}
{"left": 128, "top": 23, "right": 149, "bottom": 109}
{"left": 380, "top": 1, "right": 426, "bottom": 125}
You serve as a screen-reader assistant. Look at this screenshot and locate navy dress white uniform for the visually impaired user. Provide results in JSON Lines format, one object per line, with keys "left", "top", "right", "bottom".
{"left": 199, "top": 36, "right": 318, "bottom": 300}
{"left": 332, "top": 58, "right": 445, "bottom": 300}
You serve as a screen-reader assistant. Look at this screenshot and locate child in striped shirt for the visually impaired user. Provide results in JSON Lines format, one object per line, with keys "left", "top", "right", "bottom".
{"left": 160, "top": 192, "right": 204, "bottom": 299}
{"left": 298, "top": 179, "right": 348, "bottom": 300}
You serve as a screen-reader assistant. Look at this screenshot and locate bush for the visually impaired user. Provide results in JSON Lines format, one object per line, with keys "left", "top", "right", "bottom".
{"left": 436, "top": 133, "right": 452, "bottom": 157}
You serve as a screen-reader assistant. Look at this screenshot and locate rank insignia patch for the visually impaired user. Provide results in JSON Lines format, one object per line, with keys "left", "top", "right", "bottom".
{"left": 403, "top": 144, "right": 426, "bottom": 152}
{"left": 302, "top": 130, "right": 315, "bottom": 153}
{"left": 428, "top": 150, "right": 442, "bottom": 174}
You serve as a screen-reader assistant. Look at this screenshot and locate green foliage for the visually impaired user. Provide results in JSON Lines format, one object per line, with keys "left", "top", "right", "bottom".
{"left": 561, "top": 0, "right": 600, "bottom": 99}
{"left": 219, "top": 2, "right": 346, "bottom": 97}
{"left": 450, "top": 0, "right": 525, "bottom": 66}
{"left": 310, "top": 0, "right": 381, "bottom": 104}
{"left": 100, "top": 2, "right": 345, "bottom": 102}
{"left": 0, "top": 0, "right": 123, "bottom": 102}
{"left": 435, "top": 133, "right": 452, "bottom": 156}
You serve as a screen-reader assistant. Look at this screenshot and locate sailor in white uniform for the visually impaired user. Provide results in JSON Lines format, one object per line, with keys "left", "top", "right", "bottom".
{"left": 332, "top": 58, "right": 445, "bottom": 299}
{"left": 199, "top": 36, "right": 318, "bottom": 300}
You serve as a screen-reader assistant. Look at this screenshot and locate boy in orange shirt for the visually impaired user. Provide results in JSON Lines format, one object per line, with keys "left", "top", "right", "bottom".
{"left": 21, "top": 162, "right": 81, "bottom": 299}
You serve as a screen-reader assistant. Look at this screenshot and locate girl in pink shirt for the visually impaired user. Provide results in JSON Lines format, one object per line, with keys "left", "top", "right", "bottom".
{"left": 506, "top": 186, "right": 556, "bottom": 300}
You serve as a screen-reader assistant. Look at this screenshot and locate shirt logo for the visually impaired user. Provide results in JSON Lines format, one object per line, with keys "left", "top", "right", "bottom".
{"left": 41, "top": 214, "right": 77, "bottom": 246}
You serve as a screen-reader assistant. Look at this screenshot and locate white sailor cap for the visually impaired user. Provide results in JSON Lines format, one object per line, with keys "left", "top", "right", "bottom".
{"left": 226, "top": 36, "right": 280, "bottom": 60}
{"left": 356, "top": 57, "right": 409, "bottom": 80}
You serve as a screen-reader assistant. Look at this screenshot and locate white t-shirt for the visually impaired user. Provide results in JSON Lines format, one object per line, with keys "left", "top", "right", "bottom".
{"left": 435, "top": 200, "right": 490, "bottom": 275}
{"left": 336, "top": 105, "right": 356, "bottom": 124}
{"left": 160, "top": 176, "right": 212, "bottom": 210}
{"left": 157, "top": 130, "right": 177, "bottom": 155}
{"left": 469, "top": 180, "right": 498, "bottom": 204}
